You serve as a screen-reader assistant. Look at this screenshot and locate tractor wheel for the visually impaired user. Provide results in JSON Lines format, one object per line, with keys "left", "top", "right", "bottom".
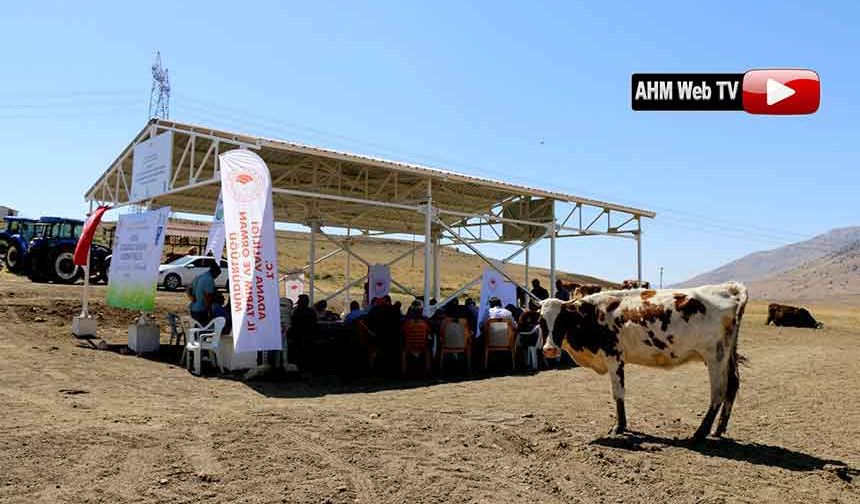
{"left": 164, "top": 273, "right": 182, "bottom": 291}
{"left": 53, "top": 251, "right": 82, "bottom": 284}
{"left": 5, "top": 243, "right": 22, "bottom": 272}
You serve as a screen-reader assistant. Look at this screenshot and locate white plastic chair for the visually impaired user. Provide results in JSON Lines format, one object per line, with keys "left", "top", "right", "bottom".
{"left": 179, "top": 316, "right": 202, "bottom": 368}
{"left": 518, "top": 325, "right": 542, "bottom": 371}
{"left": 184, "top": 317, "right": 226, "bottom": 375}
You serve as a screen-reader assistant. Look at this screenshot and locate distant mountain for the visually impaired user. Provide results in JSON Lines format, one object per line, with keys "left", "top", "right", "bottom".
{"left": 748, "top": 241, "right": 860, "bottom": 301}
{"left": 674, "top": 226, "right": 860, "bottom": 287}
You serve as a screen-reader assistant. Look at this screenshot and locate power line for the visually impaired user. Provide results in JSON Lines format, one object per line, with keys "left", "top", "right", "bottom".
{"left": 0, "top": 99, "right": 147, "bottom": 110}
{"left": 0, "top": 105, "right": 146, "bottom": 120}
{"left": 0, "top": 89, "right": 143, "bottom": 99}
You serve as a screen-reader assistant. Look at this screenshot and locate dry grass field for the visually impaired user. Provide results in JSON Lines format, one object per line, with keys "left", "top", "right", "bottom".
{"left": 0, "top": 272, "right": 858, "bottom": 503}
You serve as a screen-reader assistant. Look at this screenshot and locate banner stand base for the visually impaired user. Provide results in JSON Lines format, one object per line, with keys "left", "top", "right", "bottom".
{"left": 128, "top": 319, "right": 160, "bottom": 354}
{"left": 72, "top": 316, "right": 98, "bottom": 337}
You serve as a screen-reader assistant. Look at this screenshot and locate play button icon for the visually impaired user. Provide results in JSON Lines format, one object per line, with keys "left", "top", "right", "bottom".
{"left": 766, "top": 78, "right": 796, "bottom": 105}
{"left": 743, "top": 69, "right": 820, "bottom": 115}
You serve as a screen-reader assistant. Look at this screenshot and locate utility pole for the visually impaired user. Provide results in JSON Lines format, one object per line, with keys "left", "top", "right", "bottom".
{"left": 658, "top": 266, "right": 664, "bottom": 289}
{"left": 148, "top": 52, "right": 171, "bottom": 119}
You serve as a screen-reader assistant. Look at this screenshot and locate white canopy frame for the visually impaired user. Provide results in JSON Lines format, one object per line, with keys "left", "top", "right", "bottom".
{"left": 85, "top": 119, "right": 655, "bottom": 315}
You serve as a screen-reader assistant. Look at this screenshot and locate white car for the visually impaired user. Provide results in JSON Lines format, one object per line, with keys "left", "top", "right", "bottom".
{"left": 157, "top": 255, "right": 229, "bottom": 291}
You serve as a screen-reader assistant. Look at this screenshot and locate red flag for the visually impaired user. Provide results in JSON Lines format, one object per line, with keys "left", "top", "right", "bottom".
{"left": 73, "top": 205, "right": 110, "bottom": 266}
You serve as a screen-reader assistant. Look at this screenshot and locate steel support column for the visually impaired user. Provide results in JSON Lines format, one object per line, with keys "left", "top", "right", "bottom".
{"left": 423, "top": 197, "right": 433, "bottom": 316}
{"left": 308, "top": 221, "right": 318, "bottom": 304}
{"left": 524, "top": 246, "right": 530, "bottom": 291}
{"left": 345, "top": 228, "right": 351, "bottom": 308}
{"left": 432, "top": 231, "right": 441, "bottom": 301}
{"left": 636, "top": 228, "right": 643, "bottom": 286}
{"left": 550, "top": 219, "right": 557, "bottom": 297}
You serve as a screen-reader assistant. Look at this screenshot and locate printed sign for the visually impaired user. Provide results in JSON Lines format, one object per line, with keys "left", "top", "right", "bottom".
{"left": 219, "top": 149, "right": 282, "bottom": 352}
{"left": 105, "top": 207, "right": 170, "bottom": 312}
{"left": 477, "top": 267, "right": 517, "bottom": 336}
{"left": 368, "top": 264, "right": 391, "bottom": 301}
{"left": 205, "top": 192, "right": 226, "bottom": 262}
{"left": 284, "top": 274, "right": 304, "bottom": 303}
{"left": 131, "top": 131, "right": 173, "bottom": 201}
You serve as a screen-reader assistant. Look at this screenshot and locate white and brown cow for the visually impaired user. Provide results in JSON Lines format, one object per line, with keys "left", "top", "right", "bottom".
{"left": 540, "top": 282, "right": 748, "bottom": 441}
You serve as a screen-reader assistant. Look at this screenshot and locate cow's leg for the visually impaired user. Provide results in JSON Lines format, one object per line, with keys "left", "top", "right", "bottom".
{"left": 693, "top": 358, "right": 727, "bottom": 441}
{"left": 714, "top": 352, "right": 740, "bottom": 437}
{"left": 607, "top": 358, "right": 627, "bottom": 435}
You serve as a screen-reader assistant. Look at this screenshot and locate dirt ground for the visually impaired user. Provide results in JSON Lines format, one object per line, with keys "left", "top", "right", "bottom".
{"left": 0, "top": 274, "right": 858, "bottom": 503}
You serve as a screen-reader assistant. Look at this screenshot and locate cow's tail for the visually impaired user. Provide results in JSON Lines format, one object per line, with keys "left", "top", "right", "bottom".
{"left": 725, "top": 282, "right": 749, "bottom": 403}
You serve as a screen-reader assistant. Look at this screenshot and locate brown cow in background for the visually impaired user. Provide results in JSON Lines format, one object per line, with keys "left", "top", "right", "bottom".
{"left": 573, "top": 284, "right": 602, "bottom": 299}
{"left": 621, "top": 279, "right": 651, "bottom": 290}
{"left": 766, "top": 303, "right": 823, "bottom": 329}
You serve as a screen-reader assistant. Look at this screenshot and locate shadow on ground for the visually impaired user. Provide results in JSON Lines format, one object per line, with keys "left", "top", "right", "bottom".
{"left": 592, "top": 430, "right": 857, "bottom": 479}
{"left": 74, "top": 334, "right": 571, "bottom": 398}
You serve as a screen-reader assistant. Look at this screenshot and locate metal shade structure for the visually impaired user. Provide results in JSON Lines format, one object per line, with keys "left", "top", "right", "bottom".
{"left": 85, "top": 118, "right": 655, "bottom": 312}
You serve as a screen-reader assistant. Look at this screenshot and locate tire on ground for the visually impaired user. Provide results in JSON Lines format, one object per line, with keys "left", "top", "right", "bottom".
{"left": 52, "top": 250, "right": 82, "bottom": 284}
{"left": 5, "top": 243, "right": 23, "bottom": 272}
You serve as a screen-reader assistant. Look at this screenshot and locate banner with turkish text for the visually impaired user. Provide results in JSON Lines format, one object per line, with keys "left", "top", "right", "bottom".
{"left": 219, "top": 149, "right": 282, "bottom": 352}
{"left": 105, "top": 207, "right": 170, "bottom": 312}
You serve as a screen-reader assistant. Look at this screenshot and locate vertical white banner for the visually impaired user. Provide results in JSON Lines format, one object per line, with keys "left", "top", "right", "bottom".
{"left": 477, "top": 267, "right": 517, "bottom": 336}
{"left": 205, "top": 192, "right": 226, "bottom": 262}
{"left": 219, "top": 149, "right": 282, "bottom": 352}
{"left": 367, "top": 264, "right": 391, "bottom": 301}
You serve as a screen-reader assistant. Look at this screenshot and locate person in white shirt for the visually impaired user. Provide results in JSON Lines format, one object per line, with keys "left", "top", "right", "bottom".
{"left": 487, "top": 297, "right": 517, "bottom": 330}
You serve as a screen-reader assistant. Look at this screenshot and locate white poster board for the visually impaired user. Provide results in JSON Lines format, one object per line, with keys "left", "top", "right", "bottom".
{"left": 105, "top": 207, "right": 170, "bottom": 312}
{"left": 284, "top": 274, "right": 304, "bottom": 303}
{"left": 205, "top": 192, "right": 226, "bottom": 262}
{"left": 131, "top": 131, "right": 173, "bottom": 201}
{"left": 219, "top": 149, "right": 282, "bottom": 352}
{"left": 477, "top": 267, "right": 518, "bottom": 336}
{"left": 368, "top": 264, "right": 391, "bottom": 301}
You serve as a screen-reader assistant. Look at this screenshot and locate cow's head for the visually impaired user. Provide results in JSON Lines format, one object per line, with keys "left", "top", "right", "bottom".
{"left": 540, "top": 298, "right": 592, "bottom": 358}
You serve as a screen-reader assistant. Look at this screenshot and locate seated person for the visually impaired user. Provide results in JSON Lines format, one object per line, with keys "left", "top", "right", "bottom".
{"left": 211, "top": 292, "right": 232, "bottom": 334}
{"left": 288, "top": 294, "right": 317, "bottom": 366}
{"left": 366, "top": 295, "right": 403, "bottom": 370}
{"left": 343, "top": 300, "right": 365, "bottom": 325}
{"left": 555, "top": 279, "right": 571, "bottom": 301}
{"left": 444, "top": 297, "right": 472, "bottom": 319}
{"left": 404, "top": 300, "right": 427, "bottom": 321}
{"left": 188, "top": 263, "right": 220, "bottom": 325}
{"left": 505, "top": 303, "right": 524, "bottom": 322}
{"left": 487, "top": 296, "right": 517, "bottom": 330}
{"left": 464, "top": 298, "right": 479, "bottom": 335}
{"left": 314, "top": 299, "right": 341, "bottom": 322}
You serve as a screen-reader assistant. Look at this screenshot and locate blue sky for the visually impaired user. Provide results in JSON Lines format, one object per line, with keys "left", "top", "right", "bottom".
{"left": 1, "top": 1, "right": 857, "bottom": 284}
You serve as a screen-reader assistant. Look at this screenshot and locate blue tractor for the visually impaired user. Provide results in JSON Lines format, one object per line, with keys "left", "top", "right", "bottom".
{"left": 25, "top": 217, "right": 111, "bottom": 284}
{"left": 0, "top": 216, "right": 42, "bottom": 272}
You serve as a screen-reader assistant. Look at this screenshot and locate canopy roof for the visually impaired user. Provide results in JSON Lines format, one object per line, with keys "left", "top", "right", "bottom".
{"left": 86, "top": 119, "right": 654, "bottom": 235}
